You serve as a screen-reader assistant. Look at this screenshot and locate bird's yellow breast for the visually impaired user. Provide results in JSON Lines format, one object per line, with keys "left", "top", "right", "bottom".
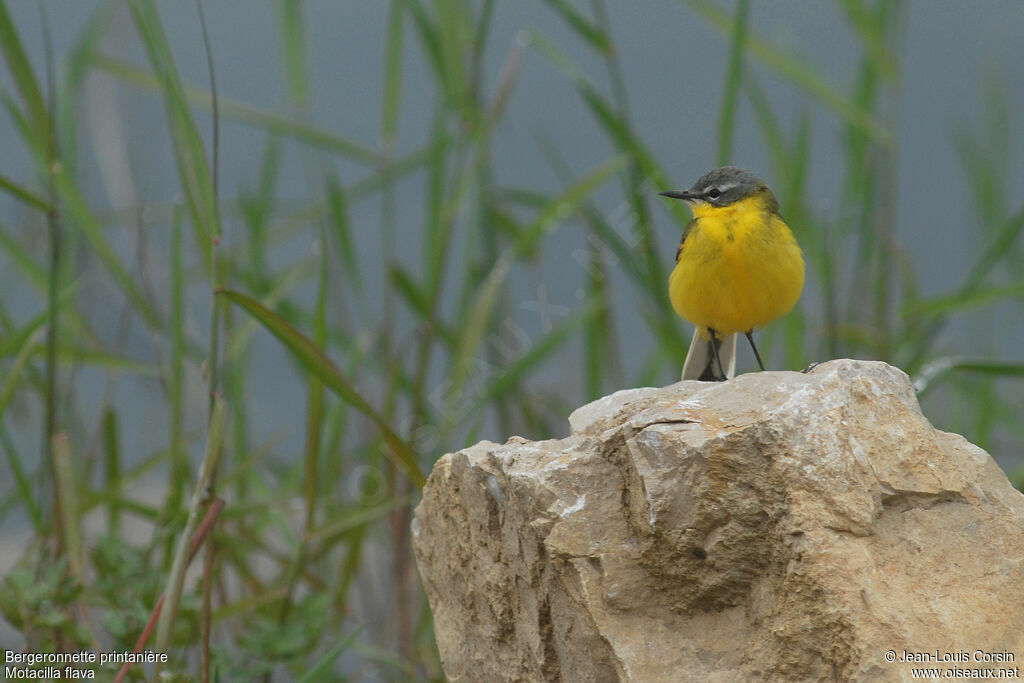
{"left": 668, "top": 194, "right": 804, "bottom": 338}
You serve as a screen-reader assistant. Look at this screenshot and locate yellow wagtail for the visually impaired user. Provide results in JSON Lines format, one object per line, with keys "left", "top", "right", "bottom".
{"left": 660, "top": 167, "right": 804, "bottom": 381}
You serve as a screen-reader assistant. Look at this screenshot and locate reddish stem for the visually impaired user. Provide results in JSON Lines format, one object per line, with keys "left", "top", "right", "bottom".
{"left": 113, "top": 498, "right": 225, "bottom": 683}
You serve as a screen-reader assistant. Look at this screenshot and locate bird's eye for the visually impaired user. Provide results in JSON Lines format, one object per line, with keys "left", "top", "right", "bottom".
{"left": 707, "top": 188, "right": 721, "bottom": 200}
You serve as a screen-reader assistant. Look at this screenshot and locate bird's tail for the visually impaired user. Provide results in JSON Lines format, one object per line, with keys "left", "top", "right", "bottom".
{"left": 681, "top": 328, "right": 737, "bottom": 381}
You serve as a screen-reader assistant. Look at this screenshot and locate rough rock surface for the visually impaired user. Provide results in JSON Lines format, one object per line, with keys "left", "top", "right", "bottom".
{"left": 412, "top": 360, "right": 1024, "bottom": 682}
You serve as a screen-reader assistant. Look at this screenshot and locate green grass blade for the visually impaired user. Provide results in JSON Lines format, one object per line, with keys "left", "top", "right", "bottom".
{"left": 90, "top": 54, "right": 385, "bottom": 165}
{"left": 0, "top": 172, "right": 50, "bottom": 212}
{"left": 278, "top": 0, "right": 310, "bottom": 107}
{"left": 297, "top": 629, "right": 363, "bottom": 683}
{"left": 389, "top": 265, "right": 430, "bottom": 320}
{"left": 279, "top": 222, "right": 328, "bottom": 627}
{"left": 102, "top": 408, "right": 121, "bottom": 536}
{"left": 684, "top": 0, "right": 889, "bottom": 142}
{"left": 325, "top": 175, "right": 360, "bottom": 288}
{"left": 0, "top": 298, "right": 47, "bottom": 355}
{"left": 127, "top": 0, "right": 221, "bottom": 253}
{"left": 348, "top": 136, "right": 455, "bottom": 200}
{"left": 307, "top": 224, "right": 328, "bottom": 503}
{"left": 514, "top": 155, "right": 626, "bottom": 254}
{"left": 389, "top": 265, "right": 456, "bottom": 347}
{"left": 82, "top": 488, "right": 160, "bottom": 520}
{"left": 225, "top": 261, "right": 311, "bottom": 362}
{"left": 404, "top": 0, "right": 443, "bottom": 90}
{"left": 904, "top": 204, "right": 1024, "bottom": 370}
{"left": 963, "top": 205, "right": 1024, "bottom": 292}
{"left": 835, "top": 0, "right": 899, "bottom": 81}
{"left": 902, "top": 282, "right": 1024, "bottom": 319}
{"left": 307, "top": 495, "right": 415, "bottom": 547}
{"left": 52, "top": 168, "right": 160, "bottom": 327}
{"left": 155, "top": 394, "right": 228, "bottom": 655}
{"left": 915, "top": 357, "right": 1024, "bottom": 397}
{"left": 478, "top": 298, "right": 601, "bottom": 403}
{"left": 716, "top": 0, "right": 749, "bottom": 166}
{"left": 539, "top": 0, "right": 611, "bottom": 54}
{"left": 522, "top": 30, "right": 677, "bottom": 200}
{"left": 53, "top": 433, "right": 85, "bottom": 579}
{"left": 452, "top": 155, "right": 625, "bottom": 390}
{"left": 743, "top": 76, "right": 787, "bottom": 174}
{"left": 435, "top": 0, "right": 472, "bottom": 106}
{"left": 381, "top": 0, "right": 404, "bottom": 145}
{"left": 36, "top": 345, "right": 158, "bottom": 374}
{"left": 0, "top": 326, "right": 43, "bottom": 423}
{"left": 218, "top": 288, "right": 425, "bottom": 487}
{"left": 0, "top": 283, "right": 79, "bottom": 361}
{"left": 0, "top": 220, "right": 46, "bottom": 289}
{"left": 169, "top": 209, "right": 188, "bottom": 512}
{"left": 0, "top": 429, "right": 42, "bottom": 531}
{"left": 532, "top": 139, "right": 647, "bottom": 288}
{"left": 957, "top": 362, "right": 1024, "bottom": 377}
{"left": 0, "top": 0, "right": 50, "bottom": 146}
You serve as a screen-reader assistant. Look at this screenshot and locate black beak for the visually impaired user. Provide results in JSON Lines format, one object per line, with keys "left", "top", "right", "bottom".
{"left": 659, "top": 189, "right": 698, "bottom": 201}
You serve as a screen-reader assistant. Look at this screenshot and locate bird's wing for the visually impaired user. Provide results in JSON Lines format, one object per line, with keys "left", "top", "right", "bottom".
{"left": 675, "top": 218, "right": 698, "bottom": 263}
{"left": 681, "top": 328, "right": 737, "bottom": 381}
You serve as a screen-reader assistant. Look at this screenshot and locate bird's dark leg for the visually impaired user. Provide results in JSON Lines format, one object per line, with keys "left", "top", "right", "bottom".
{"left": 745, "top": 330, "right": 765, "bottom": 371}
{"left": 708, "top": 328, "right": 727, "bottom": 381}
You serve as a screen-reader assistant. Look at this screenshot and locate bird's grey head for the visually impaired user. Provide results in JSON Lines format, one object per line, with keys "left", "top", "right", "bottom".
{"left": 660, "top": 167, "right": 770, "bottom": 208}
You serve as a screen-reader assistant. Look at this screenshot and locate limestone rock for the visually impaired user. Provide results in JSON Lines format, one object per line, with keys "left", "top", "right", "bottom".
{"left": 412, "top": 360, "right": 1024, "bottom": 682}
